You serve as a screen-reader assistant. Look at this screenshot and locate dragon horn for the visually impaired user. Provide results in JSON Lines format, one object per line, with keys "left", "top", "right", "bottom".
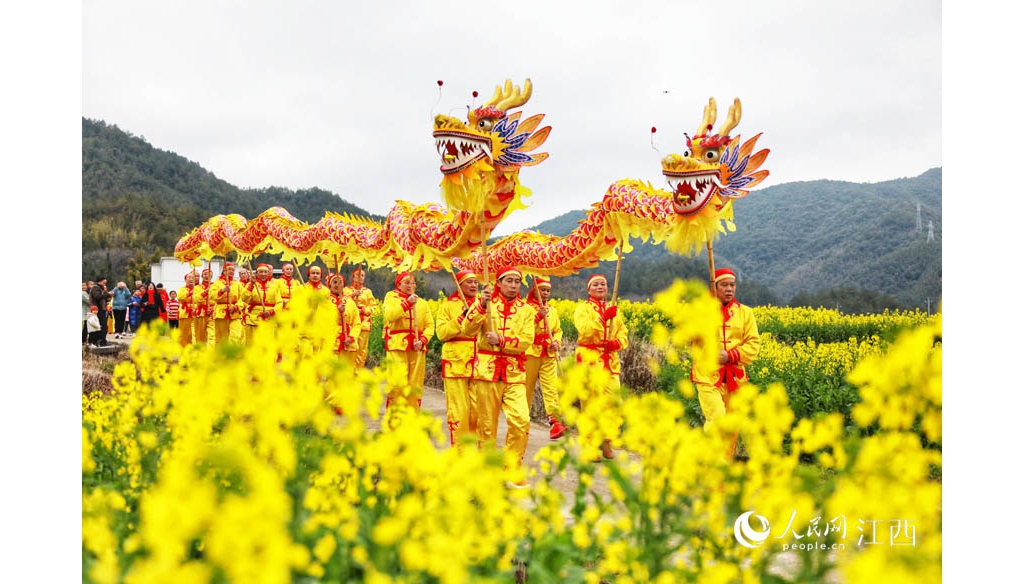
{"left": 487, "top": 78, "right": 533, "bottom": 112}
{"left": 718, "top": 98, "right": 742, "bottom": 138}
{"left": 697, "top": 97, "right": 717, "bottom": 135}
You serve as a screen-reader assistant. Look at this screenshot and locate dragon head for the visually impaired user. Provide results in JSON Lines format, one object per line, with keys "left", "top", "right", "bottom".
{"left": 432, "top": 79, "right": 551, "bottom": 217}
{"left": 661, "top": 97, "right": 768, "bottom": 217}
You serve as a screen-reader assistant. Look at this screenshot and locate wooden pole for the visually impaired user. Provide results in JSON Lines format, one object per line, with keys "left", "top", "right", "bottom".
{"left": 477, "top": 211, "right": 495, "bottom": 336}
{"left": 706, "top": 239, "right": 717, "bottom": 292}
{"left": 610, "top": 244, "right": 624, "bottom": 305}
{"left": 450, "top": 270, "right": 470, "bottom": 310}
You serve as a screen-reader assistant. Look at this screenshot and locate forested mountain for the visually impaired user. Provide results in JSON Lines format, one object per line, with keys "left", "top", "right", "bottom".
{"left": 527, "top": 170, "right": 942, "bottom": 310}
{"left": 82, "top": 118, "right": 940, "bottom": 311}
{"left": 82, "top": 118, "right": 379, "bottom": 281}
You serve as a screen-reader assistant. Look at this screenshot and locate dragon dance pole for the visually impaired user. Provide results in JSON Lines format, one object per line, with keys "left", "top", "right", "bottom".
{"left": 610, "top": 244, "right": 624, "bottom": 305}
{"left": 477, "top": 211, "right": 495, "bottom": 336}
{"left": 706, "top": 238, "right": 717, "bottom": 292}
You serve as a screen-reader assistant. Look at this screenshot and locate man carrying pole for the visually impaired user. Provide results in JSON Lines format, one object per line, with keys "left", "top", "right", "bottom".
{"left": 470, "top": 266, "right": 534, "bottom": 488}
{"left": 690, "top": 268, "right": 761, "bottom": 438}
{"left": 435, "top": 269, "right": 487, "bottom": 447}
{"left": 381, "top": 272, "right": 435, "bottom": 427}
{"left": 344, "top": 265, "right": 378, "bottom": 369}
{"left": 524, "top": 276, "right": 568, "bottom": 440}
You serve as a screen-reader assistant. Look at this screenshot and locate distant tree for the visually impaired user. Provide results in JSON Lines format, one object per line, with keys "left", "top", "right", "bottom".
{"left": 788, "top": 287, "right": 901, "bottom": 314}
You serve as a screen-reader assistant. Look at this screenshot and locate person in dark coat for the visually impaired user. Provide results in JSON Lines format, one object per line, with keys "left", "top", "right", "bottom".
{"left": 89, "top": 276, "right": 112, "bottom": 334}
{"left": 139, "top": 282, "right": 165, "bottom": 330}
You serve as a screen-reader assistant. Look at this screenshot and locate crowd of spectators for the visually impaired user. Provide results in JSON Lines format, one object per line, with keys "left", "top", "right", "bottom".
{"left": 82, "top": 277, "right": 173, "bottom": 347}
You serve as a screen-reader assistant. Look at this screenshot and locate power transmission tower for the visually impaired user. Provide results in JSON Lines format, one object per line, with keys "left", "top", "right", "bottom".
{"left": 927, "top": 221, "right": 935, "bottom": 242}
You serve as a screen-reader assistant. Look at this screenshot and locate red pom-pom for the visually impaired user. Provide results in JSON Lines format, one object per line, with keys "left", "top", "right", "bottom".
{"left": 472, "top": 90, "right": 479, "bottom": 98}
{"left": 651, "top": 126, "right": 657, "bottom": 133}
{"left": 437, "top": 80, "right": 444, "bottom": 87}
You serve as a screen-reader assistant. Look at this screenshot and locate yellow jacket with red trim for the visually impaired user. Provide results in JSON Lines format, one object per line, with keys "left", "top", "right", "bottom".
{"left": 382, "top": 290, "right": 435, "bottom": 352}
{"left": 525, "top": 301, "right": 562, "bottom": 358}
{"left": 573, "top": 298, "right": 629, "bottom": 375}
{"left": 243, "top": 279, "right": 284, "bottom": 321}
{"left": 177, "top": 285, "right": 196, "bottom": 319}
{"left": 331, "top": 293, "right": 362, "bottom": 353}
{"left": 209, "top": 278, "right": 244, "bottom": 320}
{"left": 343, "top": 285, "right": 378, "bottom": 336}
{"left": 436, "top": 293, "right": 487, "bottom": 379}
{"left": 691, "top": 299, "right": 760, "bottom": 390}
{"left": 472, "top": 295, "right": 535, "bottom": 383}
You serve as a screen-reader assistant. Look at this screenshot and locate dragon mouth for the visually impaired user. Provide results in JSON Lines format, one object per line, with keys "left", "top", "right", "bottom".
{"left": 433, "top": 130, "right": 491, "bottom": 175}
{"left": 663, "top": 169, "right": 722, "bottom": 216}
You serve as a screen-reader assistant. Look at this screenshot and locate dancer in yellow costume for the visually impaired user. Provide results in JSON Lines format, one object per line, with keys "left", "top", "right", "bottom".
{"left": 471, "top": 266, "right": 534, "bottom": 487}
{"left": 243, "top": 263, "right": 283, "bottom": 344}
{"left": 176, "top": 271, "right": 197, "bottom": 347}
{"left": 274, "top": 262, "right": 299, "bottom": 308}
{"left": 691, "top": 268, "right": 761, "bottom": 432}
{"left": 328, "top": 274, "right": 361, "bottom": 368}
{"left": 574, "top": 273, "right": 629, "bottom": 460}
{"left": 343, "top": 265, "right": 378, "bottom": 369}
{"left": 381, "top": 272, "right": 435, "bottom": 425}
{"left": 196, "top": 268, "right": 213, "bottom": 345}
{"left": 300, "top": 265, "right": 333, "bottom": 355}
{"left": 208, "top": 263, "right": 244, "bottom": 347}
{"left": 435, "top": 269, "right": 486, "bottom": 447}
{"left": 524, "top": 276, "right": 568, "bottom": 440}
{"left": 236, "top": 266, "right": 253, "bottom": 344}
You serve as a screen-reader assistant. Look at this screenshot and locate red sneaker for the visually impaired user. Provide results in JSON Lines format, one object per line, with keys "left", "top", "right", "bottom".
{"left": 549, "top": 420, "right": 568, "bottom": 440}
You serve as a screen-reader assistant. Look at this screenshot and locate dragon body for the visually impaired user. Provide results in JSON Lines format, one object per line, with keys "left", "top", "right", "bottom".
{"left": 174, "top": 82, "right": 768, "bottom": 277}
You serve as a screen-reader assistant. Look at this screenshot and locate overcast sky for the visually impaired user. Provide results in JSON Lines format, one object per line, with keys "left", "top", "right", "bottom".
{"left": 82, "top": 0, "right": 941, "bottom": 236}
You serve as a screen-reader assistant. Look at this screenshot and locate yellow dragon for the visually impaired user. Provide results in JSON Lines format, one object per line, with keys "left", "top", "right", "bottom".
{"left": 174, "top": 80, "right": 768, "bottom": 276}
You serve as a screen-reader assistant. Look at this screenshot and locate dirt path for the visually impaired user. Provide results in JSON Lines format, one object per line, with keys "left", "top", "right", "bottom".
{"left": 407, "top": 385, "right": 615, "bottom": 498}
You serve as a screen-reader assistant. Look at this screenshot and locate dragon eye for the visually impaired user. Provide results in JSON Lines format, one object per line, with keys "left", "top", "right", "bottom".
{"left": 704, "top": 150, "right": 719, "bottom": 161}
{"left": 682, "top": 150, "right": 692, "bottom": 158}
{"left": 477, "top": 119, "right": 495, "bottom": 131}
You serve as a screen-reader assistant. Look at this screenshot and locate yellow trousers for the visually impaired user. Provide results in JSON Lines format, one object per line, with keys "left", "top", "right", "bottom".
{"left": 384, "top": 350, "right": 426, "bottom": 430}
{"left": 696, "top": 382, "right": 729, "bottom": 430}
{"left": 209, "top": 318, "right": 242, "bottom": 347}
{"left": 475, "top": 379, "right": 530, "bottom": 469}
{"left": 178, "top": 317, "right": 194, "bottom": 347}
{"left": 194, "top": 316, "right": 208, "bottom": 344}
{"left": 355, "top": 330, "right": 371, "bottom": 369}
{"left": 442, "top": 377, "right": 477, "bottom": 447}
{"left": 524, "top": 355, "right": 560, "bottom": 419}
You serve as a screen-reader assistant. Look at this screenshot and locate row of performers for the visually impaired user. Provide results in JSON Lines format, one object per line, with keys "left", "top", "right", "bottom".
{"left": 172, "top": 262, "right": 627, "bottom": 482}
{"left": 173, "top": 262, "right": 378, "bottom": 368}
{"left": 379, "top": 266, "right": 627, "bottom": 483}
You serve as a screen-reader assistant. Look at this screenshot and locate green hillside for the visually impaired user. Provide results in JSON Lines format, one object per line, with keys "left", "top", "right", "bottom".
{"left": 82, "top": 118, "right": 379, "bottom": 281}
{"left": 526, "top": 171, "right": 941, "bottom": 309}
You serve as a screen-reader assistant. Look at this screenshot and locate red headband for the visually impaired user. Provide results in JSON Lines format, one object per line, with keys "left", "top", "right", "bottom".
{"left": 714, "top": 268, "right": 736, "bottom": 283}
{"left": 455, "top": 270, "right": 478, "bottom": 285}
{"left": 496, "top": 266, "right": 522, "bottom": 281}
{"left": 587, "top": 274, "right": 608, "bottom": 288}
{"left": 395, "top": 272, "right": 413, "bottom": 289}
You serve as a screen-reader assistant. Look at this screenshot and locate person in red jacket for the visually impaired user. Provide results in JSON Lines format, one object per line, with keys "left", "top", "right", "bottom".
{"left": 156, "top": 283, "right": 170, "bottom": 322}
